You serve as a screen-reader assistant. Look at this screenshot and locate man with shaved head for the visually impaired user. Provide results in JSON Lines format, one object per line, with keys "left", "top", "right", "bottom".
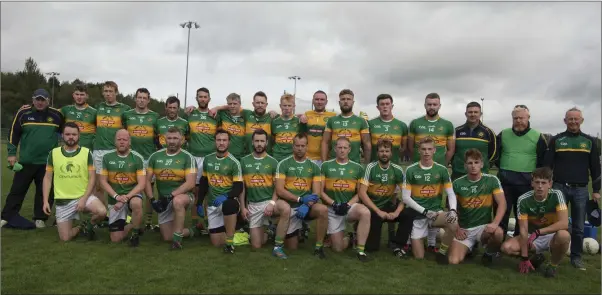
{"left": 99, "top": 129, "right": 146, "bottom": 247}
{"left": 544, "top": 107, "right": 601, "bottom": 270}
{"left": 495, "top": 105, "right": 548, "bottom": 240}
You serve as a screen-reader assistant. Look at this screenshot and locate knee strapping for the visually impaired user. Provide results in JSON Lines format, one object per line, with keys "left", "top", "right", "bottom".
{"left": 221, "top": 199, "right": 239, "bottom": 216}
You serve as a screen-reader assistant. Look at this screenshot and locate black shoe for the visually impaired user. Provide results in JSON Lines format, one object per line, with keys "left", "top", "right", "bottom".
{"left": 481, "top": 252, "right": 494, "bottom": 267}
{"left": 223, "top": 245, "right": 235, "bottom": 254}
{"left": 530, "top": 253, "right": 546, "bottom": 269}
{"left": 129, "top": 235, "right": 140, "bottom": 247}
{"left": 544, "top": 263, "right": 557, "bottom": 278}
{"left": 393, "top": 248, "right": 408, "bottom": 259}
{"left": 387, "top": 240, "right": 397, "bottom": 249}
{"left": 356, "top": 251, "right": 369, "bottom": 262}
{"left": 436, "top": 252, "right": 448, "bottom": 265}
{"left": 314, "top": 247, "right": 326, "bottom": 259}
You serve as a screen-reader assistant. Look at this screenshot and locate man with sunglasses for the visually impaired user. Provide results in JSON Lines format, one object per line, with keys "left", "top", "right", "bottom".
{"left": 495, "top": 105, "right": 548, "bottom": 238}
{"left": 2, "top": 89, "right": 64, "bottom": 229}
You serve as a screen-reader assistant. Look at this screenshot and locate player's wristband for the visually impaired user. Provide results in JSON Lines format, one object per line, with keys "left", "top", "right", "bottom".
{"left": 297, "top": 197, "right": 301, "bottom": 203}
{"left": 112, "top": 194, "right": 119, "bottom": 200}
{"left": 534, "top": 229, "right": 541, "bottom": 237}
{"left": 269, "top": 200, "right": 276, "bottom": 206}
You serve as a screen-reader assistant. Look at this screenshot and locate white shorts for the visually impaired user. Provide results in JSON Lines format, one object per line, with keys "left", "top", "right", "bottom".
{"left": 157, "top": 194, "right": 193, "bottom": 225}
{"left": 207, "top": 199, "right": 241, "bottom": 230}
{"left": 287, "top": 206, "right": 307, "bottom": 235}
{"left": 327, "top": 203, "right": 358, "bottom": 234}
{"left": 194, "top": 156, "right": 204, "bottom": 184}
{"left": 248, "top": 200, "right": 272, "bottom": 229}
{"left": 55, "top": 196, "right": 99, "bottom": 223}
{"left": 411, "top": 212, "right": 443, "bottom": 240}
{"left": 453, "top": 224, "right": 487, "bottom": 250}
{"left": 533, "top": 233, "right": 555, "bottom": 254}
{"left": 92, "top": 149, "right": 112, "bottom": 174}
{"left": 108, "top": 195, "right": 142, "bottom": 224}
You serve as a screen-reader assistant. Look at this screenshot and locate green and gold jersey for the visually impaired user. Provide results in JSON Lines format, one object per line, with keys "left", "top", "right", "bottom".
{"left": 156, "top": 116, "right": 190, "bottom": 149}
{"left": 368, "top": 117, "right": 408, "bottom": 164}
{"left": 100, "top": 150, "right": 146, "bottom": 205}
{"left": 94, "top": 102, "right": 131, "bottom": 150}
{"left": 361, "top": 161, "right": 405, "bottom": 209}
{"left": 60, "top": 104, "right": 97, "bottom": 150}
{"left": 122, "top": 109, "right": 160, "bottom": 160}
{"left": 403, "top": 162, "right": 452, "bottom": 211}
{"left": 217, "top": 110, "right": 246, "bottom": 158}
{"left": 453, "top": 174, "right": 503, "bottom": 229}
{"left": 202, "top": 152, "right": 243, "bottom": 205}
{"left": 186, "top": 109, "right": 217, "bottom": 157}
{"left": 408, "top": 116, "right": 455, "bottom": 165}
{"left": 240, "top": 153, "right": 278, "bottom": 203}
{"left": 242, "top": 109, "right": 272, "bottom": 155}
{"left": 271, "top": 116, "right": 306, "bottom": 162}
{"left": 147, "top": 149, "right": 196, "bottom": 197}
{"left": 321, "top": 159, "right": 363, "bottom": 203}
{"left": 517, "top": 189, "right": 568, "bottom": 233}
{"left": 305, "top": 110, "right": 337, "bottom": 161}
{"left": 276, "top": 156, "right": 321, "bottom": 208}
{"left": 325, "top": 114, "right": 369, "bottom": 163}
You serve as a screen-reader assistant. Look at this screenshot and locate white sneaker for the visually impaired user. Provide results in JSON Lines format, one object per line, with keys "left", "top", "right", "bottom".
{"left": 0, "top": 220, "right": 7, "bottom": 228}
{"left": 35, "top": 220, "right": 46, "bottom": 228}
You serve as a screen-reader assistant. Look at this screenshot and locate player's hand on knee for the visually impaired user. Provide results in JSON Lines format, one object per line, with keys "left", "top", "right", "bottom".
{"left": 76, "top": 198, "right": 86, "bottom": 212}
{"left": 264, "top": 202, "right": 274, "bottom": 217}
{"left": 300, "top": 194, "right": 319, "bottom": 205}
{"left": 151, "top": 197, "right": 170, "bottom": 213}
{"left": 485, "top": 223, "right": 497, "bottom": 234}
{"left": 422, "top": 209, "right": 438, "bottom": 221}
{"left": 212, "top": 194, "right": 228, "bottom": 207}
{"left": 296, "top": 204, "right": 310, "bottom": 219}
{"left": 456, "top": 228, "right": 467, "bottom": 240}
{"left": 445, "top": 209, "right": 458, "bottom": 224}
{"left": 527, "top": 230, "right": 540, "bottom": 249}
{"left": 113, "top": 202, "right": 124, "bottom": 212}
{"left": 332, "top": 202, "right": 350, "bottom": 216}
{"left": 241, "top": 207, "right": 249, "bottom": 221}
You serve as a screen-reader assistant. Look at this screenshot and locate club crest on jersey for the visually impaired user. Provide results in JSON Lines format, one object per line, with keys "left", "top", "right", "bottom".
{"left": 580, "top": 143, "right": 587, "bottom": 148}
{"left": 478, "top": 132, "right": 484, "bottom": 138}
{"left": 47, "top": 117, "right": 54, "bottom": 123}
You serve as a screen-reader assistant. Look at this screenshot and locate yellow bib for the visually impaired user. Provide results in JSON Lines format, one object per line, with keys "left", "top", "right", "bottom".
{"left": 52, "top": 146, "right": 90, "bottom": 200}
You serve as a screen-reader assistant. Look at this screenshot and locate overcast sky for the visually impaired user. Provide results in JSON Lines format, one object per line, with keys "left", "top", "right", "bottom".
{"left": 1, "top": 1, "right": 600, "bottom": 136}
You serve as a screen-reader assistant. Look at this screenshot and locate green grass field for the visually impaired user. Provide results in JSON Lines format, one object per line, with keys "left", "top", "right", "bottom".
{"left": 1, "top": 144, "right": 601, "bottom": 294}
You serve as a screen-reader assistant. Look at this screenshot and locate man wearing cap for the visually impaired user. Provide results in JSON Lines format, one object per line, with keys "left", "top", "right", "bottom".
{"left": 2, "top": 89, "right": 64, "bottom": 228}
{"left": 543, "top": 107, "right": 601, "bottom": 270}
{"left": 495, "top": 105, "right": 548, "bottom": 238}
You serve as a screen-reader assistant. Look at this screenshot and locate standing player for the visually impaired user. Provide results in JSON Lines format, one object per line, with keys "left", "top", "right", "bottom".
{"left": 93, "top": 81, "right": 131, "bottom": 204}
{"left": 123, "top": 88, "right": 160, "bottom": 231}
{"left": 240, "top": 129, "right": 291, "bottom": 258}
{"left": 60, "top": 84, "right": 97, "bottom": 150}
{"left": 368, "top": 94, "right": 408, "bottom": 248}
{"left": 145, "top": 127, "right": 197, "bottom": 250}
{"left": 359, "top": 139, "right": 414, "bottom": 256}
{"left": 452, "top": 102, "right": 496, "bottom": 180}
{"left": 500, "top": 167, "right": 570, "bottom": 278}
{"left": 448, "top": 149, "right": 506, "bottom": 265}
{"left": 217, "top": 93, "right": 246, "bottom": 159}
{"left": 271, "top": 94, "right": 306, "bottom": 162}
{"left": 276, "top": 133, "right": 329, "bottom": 258}
{"left": 99, "top": 130, "right": 146, "bottom": 246}
{"left": 243, "top": 91, "right": 275, "bottom": 155}
{"left": 402, "top": 137, "right": 459, "bottom": 263}
{"left": 42, "top": 122, "right": 106, "bottom": 241}
{"left": 304, "top": 90, "right": 336, "bottom": 166}
{"left": 197, "top": 129, "right": 244, "bottom": 253}
{"left": 407, "top": 92, "right": 455, "bottom": 251}
{"left": 186, "top": 87, "right": 217, "bottom": 229}
{"left": 156, "top": 96, "right": 190, "bottom": 149}
{"left": 321, "top": 89, "right": 371, "bottom": 164}
{"left": 320, "top": 137, "right": 371, "bottom": 261}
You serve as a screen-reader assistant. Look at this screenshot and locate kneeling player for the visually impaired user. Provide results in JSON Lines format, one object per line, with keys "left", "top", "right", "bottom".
{"left": 320, "top": 137, "right": 371, "bottom": 261}
{"left": 448, "top": 149, "right": 506, "bottom": 265}
{"left": 99, "top": 130, "right": 146, "bottom": 246}
{"left": 276, "top": 133, "right": 329, "bottom": 259}
{"left": 42, "top": 122, "right": 107, "bottom": 241}
{"left": 240, "top": 129, "right": 291, "bottom": 258}
{"left": 197, "top": 129, "right": 244, "bottom": 254}
{"left": 402, "top": 137, "right": 459, "bottom": 263}
{"left": 501, "top": 167, "right": 570, "bottom": 278}
{"left": 146, "top": 127, "right": 198, "bottom": 249}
